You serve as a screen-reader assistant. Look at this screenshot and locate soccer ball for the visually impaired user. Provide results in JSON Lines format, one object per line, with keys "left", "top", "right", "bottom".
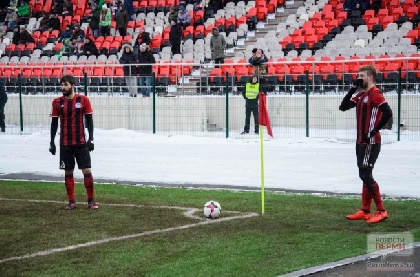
{"left": 203, "top": 201, "right": 222, "bottom": 219}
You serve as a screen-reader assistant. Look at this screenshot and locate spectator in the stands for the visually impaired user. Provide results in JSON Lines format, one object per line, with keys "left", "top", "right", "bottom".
{"left": 18, "top": 25, "right": 35, "bottom": 44}
{"left": 116, "top": 4, "right": 128, "bottom": 37}
{"left": 123, "top": 0, "right": 134, "bottom": 19}
{"left": 210, "top": 27, "right": 226, "bottom": 67}
{"left": 137, "top": 43, "right": 156, "bottom": 97}
{"left": 248, "top": 48, "right": 268, "bottom": 91}
{"left": 17, "top": 1, "right": 30, "bottom": 25}
{"left": 88, "top": 3, "right": 100, "bottom": 38}
{"left": 0, "top": 8, "right": 7, "bottom": 24}
{"left": 51, "top": 0, "right": 63, "bottom": 15}
{"left": 69, "top": 35, "right": 84, "bottom": 57}
{"left": 134, "top": 26, "right": 151, "bottom": 47}
{"left": 177, "top": 5, "right": 191, "bottom": 29}
{"left": 63, "top": 0, "right": 73, "bottom": 16}
{"left": 48, "top": 13, "right": 60, "bottom": 32}
{"left": 119, "top": 43, "right": 137, "bottom": 97}
{"left": 3, "top": 7, "right": 18, "bottom": 31}
{"left": 70, "top": 23, "right": 84, "bottom": 40}
{"left": 11, "top": 25, "right": 20, "bottom": 44}
{"left": 56, "top": 38, "right": 71, "bottom": 59}
{"left": 99, "top": 3, "right": 111, "bottom": 37}
{"left": 38, "top": 12, "right": 50, "bottom": 31}
{"left": 343, "top": 0, "right": 360, "bottom": 12}
{"left": 205, "top": 0, "right": 222, "bottom": 16}
{"left": 82, "top": 36, "right": 99, "bottom": 57}
{"left": 371, "top": 0, "right": 381, "bottom": 14}
{"left": 167, "top": 6, "right": 178, "bottom": 24}
{"left": 359, "top": 0, "right": 371, "bottom": 14}
{"left": 169, "top": 19, "right": 183, "bottom": 55}
{"left": 58, "top": 24, "right": 72, "bottom": 42}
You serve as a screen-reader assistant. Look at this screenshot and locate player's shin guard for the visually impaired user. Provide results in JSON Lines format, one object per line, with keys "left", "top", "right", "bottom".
{"left": 370, "top": 182, "right": 385, "bottom": 211}
{"left": 65, "top": 174, "right": 75, "bottom": 201}
{"left": 362, "top": 183, "right": 372, "bottom": 212}
{"left": 84, "top": 173, "right": 94, "bottom": 200}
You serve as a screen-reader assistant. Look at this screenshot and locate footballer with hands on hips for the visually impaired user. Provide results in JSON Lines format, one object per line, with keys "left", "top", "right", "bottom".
{"left": 339, "top": 65, "right": 392, "bottom": 223}
{"left": 49, "top": 74, "right": 98, "bottom": 210}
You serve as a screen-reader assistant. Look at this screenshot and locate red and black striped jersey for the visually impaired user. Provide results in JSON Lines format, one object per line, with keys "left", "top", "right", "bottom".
{"left": 50, "top": 94, "right": 93, "bottom": 146}
{"left": 351, "top": 86, "right": 386, "bottom": 144}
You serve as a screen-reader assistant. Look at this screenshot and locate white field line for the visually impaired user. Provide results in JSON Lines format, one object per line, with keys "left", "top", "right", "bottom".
{"left": 0, "top": 198, "right": 259, "bottom": 264}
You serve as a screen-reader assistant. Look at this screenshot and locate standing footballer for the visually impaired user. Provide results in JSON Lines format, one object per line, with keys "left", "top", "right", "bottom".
{"left": 339, "top": 65, "right": 392, "bottom": 223}
{"left": 49, "top": 75, "right": 98, "bottom": 210}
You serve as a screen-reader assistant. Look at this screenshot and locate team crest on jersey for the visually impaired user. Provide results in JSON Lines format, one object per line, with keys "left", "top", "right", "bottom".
{"left": 363, "top": 96, "right": 369, "bottom": 103}
{"left": 60, "top": 161, "right": 65, "bottom": 169}
{"left": 75, "top": 103, "right": 82, "bottom": 109}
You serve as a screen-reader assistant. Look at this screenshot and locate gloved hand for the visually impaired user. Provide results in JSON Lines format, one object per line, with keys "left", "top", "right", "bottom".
{"left": 49, "top": 142, "right": 56, "bottom": 155}
{"left": 87, "top": 139, "right": 94, "bottom": 152}
{"left": 352, "top": 78, "right": 363, "bottom": 89}
{"left": 363, "top": 130, "right": 376, "bottom": 143}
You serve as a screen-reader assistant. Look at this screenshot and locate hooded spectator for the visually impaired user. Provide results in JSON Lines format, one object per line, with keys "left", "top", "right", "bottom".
{"left": 17, "top": 1, "right": 30, "bottom": 24}
{"left": 177, "top": 5, "right": 191, "bottom": 29}
{"left": 119, "top": 43, "right": 137, "bottom": 96}
{"left": 18, "top": 26, "right": 35, "bottom": 45}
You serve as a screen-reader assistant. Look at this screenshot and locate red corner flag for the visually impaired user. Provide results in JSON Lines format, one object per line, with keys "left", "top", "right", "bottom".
{"left": 258, "top": 92, "right": 273, "bottom": 138}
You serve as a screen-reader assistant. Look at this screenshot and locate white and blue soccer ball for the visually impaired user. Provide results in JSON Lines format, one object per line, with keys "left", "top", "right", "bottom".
{"left": 203, "top": 200, "right": 222, "bottom": 219}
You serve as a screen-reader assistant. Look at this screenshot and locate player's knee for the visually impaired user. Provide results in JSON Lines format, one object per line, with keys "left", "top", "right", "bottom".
{"left": 82, "top": 168, "right": 91, "bottom": 175}
{"left": 358, "top": 167, "right": 375, "bottom": 185}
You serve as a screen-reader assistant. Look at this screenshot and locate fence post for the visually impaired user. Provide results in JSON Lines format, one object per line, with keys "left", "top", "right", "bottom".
{"left": 153, "top": 72, "right": 156, "bottom": 134}
{"left": 18, "top": 73, "right": 23, "bottom": 133}
{"left": 83, "top": 71, "right": 88, "bottom": 96}
{"left": 225, "top": 71, "right": 229, "bottom": 138}
{"left": 305, "top": 70, "right": 309, "bottom": 137}
{"left": 397, "top": 68, "right": 402, "bottom": 141}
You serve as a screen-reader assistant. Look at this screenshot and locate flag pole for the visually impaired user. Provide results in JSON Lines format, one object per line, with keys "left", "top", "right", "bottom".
{"left": 260, "top": 124, "right": 265, "bottom": 215}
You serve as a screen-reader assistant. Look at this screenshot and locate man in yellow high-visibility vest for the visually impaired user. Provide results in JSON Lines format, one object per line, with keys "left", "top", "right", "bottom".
{"left": 241, "top": 75, "right": 260, "bottom": 134}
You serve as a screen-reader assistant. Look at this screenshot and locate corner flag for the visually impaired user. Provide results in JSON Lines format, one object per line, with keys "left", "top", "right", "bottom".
{"left": 258, "top": 93, "right": 273, "bottom": 138}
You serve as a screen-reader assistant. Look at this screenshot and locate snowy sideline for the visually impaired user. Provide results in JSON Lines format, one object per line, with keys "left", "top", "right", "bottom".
{"left": 0, "top": 128, "right": 419, "bottom": 198}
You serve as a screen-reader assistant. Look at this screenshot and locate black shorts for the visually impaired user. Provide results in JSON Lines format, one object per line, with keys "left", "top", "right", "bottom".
{"left": 59, "top": 145, "right": 91, "bottom": 170}
{"left": 356, "top": 143, "right": 381, "bottom": 169}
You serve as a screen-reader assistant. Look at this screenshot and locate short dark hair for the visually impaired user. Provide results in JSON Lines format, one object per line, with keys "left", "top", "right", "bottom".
{"left": 60, "top": 75, "right": 75, "bottom": 85}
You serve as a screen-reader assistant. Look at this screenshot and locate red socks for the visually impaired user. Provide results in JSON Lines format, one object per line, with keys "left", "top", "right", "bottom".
{"left": 362, "top": 182, "right": 385, "bottom": 212}
{"left": 361, "top": 183, "right": 372, "bottom": 212}
{"left": 65, "top": 174, "right": 75, "bottom": 201}
{"left": 84, "top": 173, "right": 95, "bottom": 200}
{"left": 370, "top": 182, "right": 385, "bottom": 211}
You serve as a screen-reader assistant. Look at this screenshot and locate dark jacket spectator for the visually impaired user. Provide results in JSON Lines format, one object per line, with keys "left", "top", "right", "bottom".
{"left": 12, "top": 25, "right": 20, "bottom": 44}
{"left": 18, "top": 26, "right": 35, "bottom": 44}
{"left": 70, "top": 23, "right": 85, "bottom": 40}
{"left": 48, "top": 13, "right": 61, "bottom": 31}
{"left": 0, "top": 83, "right": 7, "bottom": 132}
{"left": 134, "top": 27, "right": 151, "bottom": 46}
{"left": 58, "top": 24, "right": 73, "bottom": 42}
{"left": 82, "top": 37, "right": 99, "bottom": 56}
{"left": 343, "top": 0, "right": 360, "bottom": 12}
{"left": 63, "top": 0, "right": 73, "bottom": 16}
{"left": 88, "top": 4, "right": 100, "bottom": 38}
{"left": 38, "top": 12, "right": 50, "bottom": 31}
{"left": 51, "top": 0, "right": 63, "bottom": 15}
{"left": 169, "top": 19, "right": 183, "bottom": 55}
{"left": 137, "top": 43, "right": 155, "bottom": 76}
{"left": 249, "top": 48, "right": 268, "bottom": 76}
{"left": 119, "top": 44, "right": 137, "bottom": 76}
{"left": 116, "top": 5, "right": 129, "bottom": 37}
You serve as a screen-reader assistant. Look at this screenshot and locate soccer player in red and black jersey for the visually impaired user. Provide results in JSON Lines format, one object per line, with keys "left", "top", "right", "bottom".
{"left": 339, "top": 65, "right": 392, "bottom": 223}
{"left": 49, "top": 74, "right": 98, "bottom": 210}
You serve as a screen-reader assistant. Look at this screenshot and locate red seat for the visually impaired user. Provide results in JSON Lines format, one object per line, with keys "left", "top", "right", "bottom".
{"left": 387, "top": 0, "right": 400, "bottom": 14}
{"left": 309, "top": 13, "right": 322, "bottom": 25}
{"left": 406, "top": 7, "right": 418, "bottom": 20}
{"left": 403, "top": 0, "right": 415, "bottom": 12}
{"left": 376, "top": 9, "right": 388, "bottom": 22}
{"left": 336, "top": 11, "right": 347, "bottom": 25}
{"left": 257, "top": 7, "right": 268, "bottom": 21}
{"left": 362, "top": 10, "right": 375, "bottom": 22}
{"left": 405, "top": 30, "right": 419, "bottom": 44}
{"left": 367, "top": 17, "right": 379, "bottom": 31}
{"left": 391, "top": 7, "right": 403, "bottom": 22}
{"left": 381, "top": 15, "right": 394, "bottom": 29}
